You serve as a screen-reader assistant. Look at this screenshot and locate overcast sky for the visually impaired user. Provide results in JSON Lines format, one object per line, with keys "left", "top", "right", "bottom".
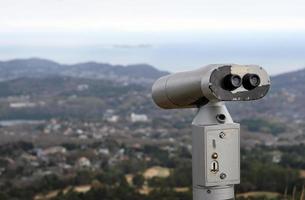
{"left": 1, "top": 0, "right": 305, "bottom": 74}
{"left": 1, "top": 0, "right": 305, "bottom": 32}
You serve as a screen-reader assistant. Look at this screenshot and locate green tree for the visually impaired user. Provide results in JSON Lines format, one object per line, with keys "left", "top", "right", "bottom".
{"left": 132, "top": 174, "right": 145, "bottom": 188}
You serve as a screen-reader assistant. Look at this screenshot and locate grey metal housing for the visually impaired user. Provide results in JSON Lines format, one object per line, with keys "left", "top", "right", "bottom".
{"left": 152, "top": 64, "right": 270, "bottom": 109}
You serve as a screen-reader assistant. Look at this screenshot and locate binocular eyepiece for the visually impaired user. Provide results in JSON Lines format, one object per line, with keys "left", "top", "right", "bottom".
{"left": 242, "top": 74, "right": 261, "bottom": 90}
{"left": 222, "top": 73, "right": 261, "bottom": 91}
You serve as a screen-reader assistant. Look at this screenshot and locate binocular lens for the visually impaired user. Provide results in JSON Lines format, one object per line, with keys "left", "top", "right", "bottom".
{"left": 223, "top": 74, "right": 242, "bottom": 91}
{"left": 242, "top": 74, "right": 260, "bottom": 90}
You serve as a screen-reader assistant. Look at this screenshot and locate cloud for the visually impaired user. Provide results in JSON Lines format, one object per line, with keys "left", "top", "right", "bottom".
{"left": 1, "top": 0, "right": 305, "bottom": 32}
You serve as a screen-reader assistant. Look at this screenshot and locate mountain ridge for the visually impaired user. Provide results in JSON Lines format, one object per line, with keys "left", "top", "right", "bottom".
{"left": 0, "top": 58, "right": 169, "bottom": 83}
{"left": 1, "top": 58, "right": 305, "bottom": 84}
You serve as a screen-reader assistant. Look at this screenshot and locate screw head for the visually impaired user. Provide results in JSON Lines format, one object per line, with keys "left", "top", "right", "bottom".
{"left": 220, "top": 173, "right": 227, "bottom": 179}
{"left": 212, "top": 153, "right": 218, "bottom": 159}
{"left": 219, "top": 132, "right": 226, "bottom": 139}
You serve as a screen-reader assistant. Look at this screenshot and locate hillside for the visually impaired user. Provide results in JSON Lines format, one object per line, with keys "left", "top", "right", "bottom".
{"left": 0, "top": 58, "right": 168, "bottom": 84}
{"left": 0, "top": 76, "right": 150, "bottom": 120}
{"left": 0, "top": 58, "right": 304, "bottom": 123}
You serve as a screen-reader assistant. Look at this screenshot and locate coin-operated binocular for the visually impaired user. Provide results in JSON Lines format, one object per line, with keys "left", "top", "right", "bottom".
{"left": 152, "top": 64, "right": 270, "bottom": 200}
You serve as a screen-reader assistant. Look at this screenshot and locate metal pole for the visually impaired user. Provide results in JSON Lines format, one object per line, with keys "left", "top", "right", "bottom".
{"left": 192, "top": 102, "right": 240, "bottom": 200}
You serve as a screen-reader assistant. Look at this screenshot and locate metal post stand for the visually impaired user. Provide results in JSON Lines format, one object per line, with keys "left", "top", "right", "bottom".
{"left": 192, "top": 102, "right": 240, "bottom": 200}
